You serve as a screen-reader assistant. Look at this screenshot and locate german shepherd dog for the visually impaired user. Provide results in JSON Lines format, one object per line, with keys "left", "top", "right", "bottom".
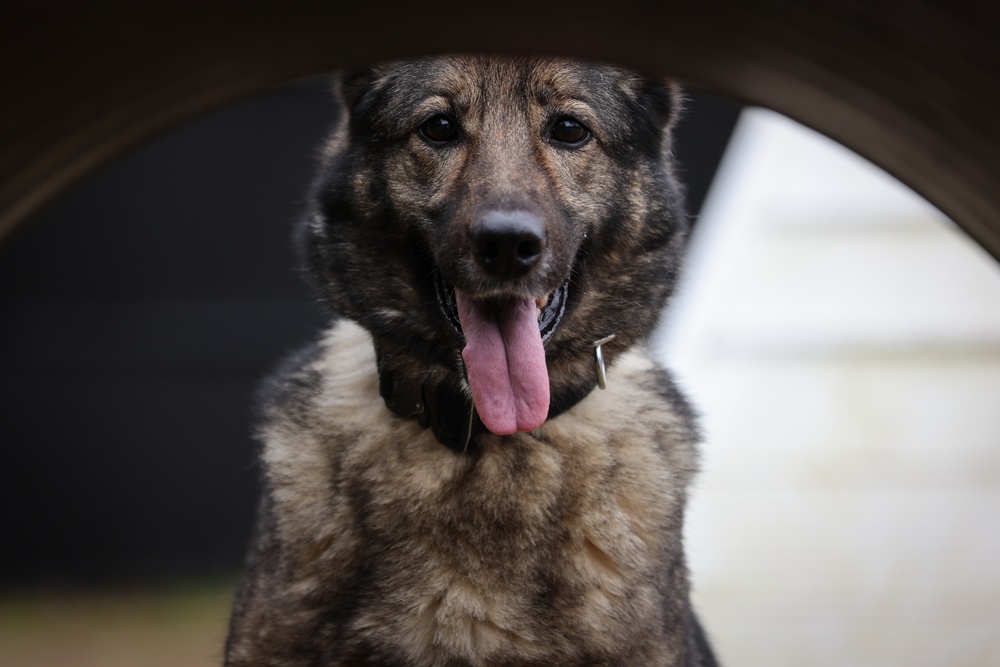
{"left": 225, "top": 56, "right": 716, "bottom": 667}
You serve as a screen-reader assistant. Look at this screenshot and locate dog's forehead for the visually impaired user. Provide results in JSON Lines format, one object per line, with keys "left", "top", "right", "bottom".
{"left": 527, "top": 60, "right": 643, "bottom": 103}
{"left": 385, "top": 57, "right": 640, "bottom": 112}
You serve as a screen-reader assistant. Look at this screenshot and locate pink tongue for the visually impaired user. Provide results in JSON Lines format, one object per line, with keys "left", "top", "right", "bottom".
{"left": 455, "top": 290, "right": 550, "bottom": 435}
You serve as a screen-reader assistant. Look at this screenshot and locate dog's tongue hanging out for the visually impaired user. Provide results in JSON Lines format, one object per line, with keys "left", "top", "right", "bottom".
{"left": 455, "top": 290, "right": 550, "bottom": 435}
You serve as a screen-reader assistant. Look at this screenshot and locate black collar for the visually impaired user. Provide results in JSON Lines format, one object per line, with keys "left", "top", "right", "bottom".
{"left": 379, "top": 367, "right": 485, "bottom": 452}
{"left": 377, "top": 357, "right": 597, "bottom": 453}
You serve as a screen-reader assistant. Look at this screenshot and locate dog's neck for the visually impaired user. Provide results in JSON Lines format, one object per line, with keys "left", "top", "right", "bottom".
{"left": 377, "top": 365, "right": 483, "bottom": 452}
{"left": 375, "top": 345, "right": 602, "bottom": 452}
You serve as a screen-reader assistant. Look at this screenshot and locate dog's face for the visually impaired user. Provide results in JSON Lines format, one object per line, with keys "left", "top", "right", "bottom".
{"left": 304, "top": 56, "right": 687, "bottom": 434}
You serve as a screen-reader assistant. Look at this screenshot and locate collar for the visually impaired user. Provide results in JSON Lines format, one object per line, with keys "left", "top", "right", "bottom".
{"left": 376, "top": 335, "right": 615, "bottom": 453}
{"left": 378, "top": 368, "right": 485, "bottom": 452}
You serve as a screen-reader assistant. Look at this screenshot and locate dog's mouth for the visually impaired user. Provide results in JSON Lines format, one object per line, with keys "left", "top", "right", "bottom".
{"left": 435, "top": 274, "right": 569, "bottom": 436}
{"left": 435, "top": 274, "right": 569, "bottom": 345}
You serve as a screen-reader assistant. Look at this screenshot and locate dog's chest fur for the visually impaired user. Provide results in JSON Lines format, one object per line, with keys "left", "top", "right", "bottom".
{"left": 230, "top": 320, "right": 700, "bottom": 666}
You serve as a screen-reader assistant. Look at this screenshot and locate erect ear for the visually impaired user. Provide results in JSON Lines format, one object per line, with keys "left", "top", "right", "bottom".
{"left": 663, "top": 78, "right": 686, "bottom": 131}
{"left": 333, "top": 65, "right": 391, "bottom": 118}
{"left": 335, "top": 68, "right": 376, "bottom": 109}
{"left": 622, "top": 75, "right": 684, "bottom": 157}
{"left": 643, "top": 77, "right": 685, "bottom": 133}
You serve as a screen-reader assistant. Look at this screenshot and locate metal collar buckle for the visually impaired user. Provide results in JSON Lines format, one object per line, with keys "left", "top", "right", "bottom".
{"left": 590, "top": 334, "right": 616, "bottom": 390}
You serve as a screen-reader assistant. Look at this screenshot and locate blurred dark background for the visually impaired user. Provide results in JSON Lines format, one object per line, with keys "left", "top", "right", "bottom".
{"left": 0, "top": 79, "right": 740, "bottom": 586}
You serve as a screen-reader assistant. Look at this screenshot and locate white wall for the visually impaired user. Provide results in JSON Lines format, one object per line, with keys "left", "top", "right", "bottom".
{"left": 658, "top": 108, "right": 1000, "bottom": 666}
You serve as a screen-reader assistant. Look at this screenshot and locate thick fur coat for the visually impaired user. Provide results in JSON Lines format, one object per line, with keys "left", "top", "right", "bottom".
{"left": 225, "top": 56, "right": 716, "bottom": 667}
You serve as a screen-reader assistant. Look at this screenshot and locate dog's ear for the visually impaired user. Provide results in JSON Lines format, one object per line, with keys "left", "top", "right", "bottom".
{"left": 643, "top": 77, "right": 685, "bottom": 133}
{"left": 335, "top": 68, "right": 376, "bottom": 109}
{"left": 624, "top": 76, "right": 685, "bottom": 158}
{"left": 333, "top": 66, "right": 389, "bottom": 118}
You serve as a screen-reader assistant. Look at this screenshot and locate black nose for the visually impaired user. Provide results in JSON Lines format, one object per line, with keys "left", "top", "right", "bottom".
{"left": 470, "top": 210, "right": 546, "bottom": 279}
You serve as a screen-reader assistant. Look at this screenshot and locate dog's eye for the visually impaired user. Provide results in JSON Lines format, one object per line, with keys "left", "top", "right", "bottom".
{"left": 419, "top": 114, "right": 459, "bottom": 144}
{"left": 550, "top": 117, "right": 590, "bottom": 146}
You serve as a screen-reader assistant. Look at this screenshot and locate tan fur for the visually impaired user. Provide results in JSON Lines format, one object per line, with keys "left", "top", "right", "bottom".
{"left": 231, "top": 321, "right": 698, "bottom": 666}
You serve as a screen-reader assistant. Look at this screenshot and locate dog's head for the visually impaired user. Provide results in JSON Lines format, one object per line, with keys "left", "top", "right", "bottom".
{"left": 303, "top": 56, "right": 687, "bottom": 436}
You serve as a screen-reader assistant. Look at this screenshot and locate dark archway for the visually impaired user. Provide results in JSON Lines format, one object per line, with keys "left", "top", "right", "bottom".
{"left": 2, "top": 3, "right": 999, "bottom": 258}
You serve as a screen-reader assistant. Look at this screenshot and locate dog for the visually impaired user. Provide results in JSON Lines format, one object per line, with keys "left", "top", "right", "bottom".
{"left": 224, "top": 55, "right": 716, "bottom": 667}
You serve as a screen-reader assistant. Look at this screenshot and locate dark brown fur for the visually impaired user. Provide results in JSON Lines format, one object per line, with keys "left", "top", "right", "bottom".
{"left": 225, "top": 56, "right": 716, "bottom": 666}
